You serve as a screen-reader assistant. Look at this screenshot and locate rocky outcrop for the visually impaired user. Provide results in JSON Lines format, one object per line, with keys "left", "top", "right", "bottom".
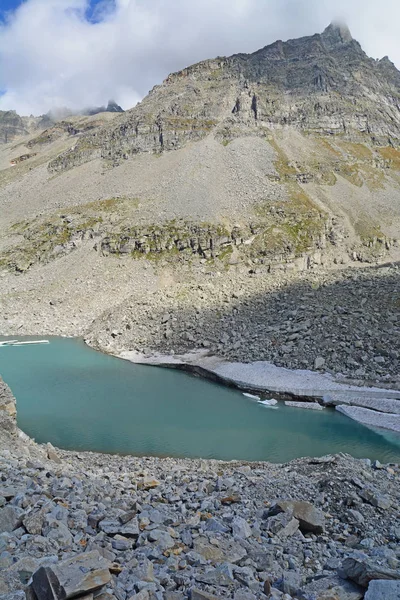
{"left": 0, "top": 111, "right": 30, "bottom": 144}
{"left": 99, "top": 222, "right": 246, "bottom": 260}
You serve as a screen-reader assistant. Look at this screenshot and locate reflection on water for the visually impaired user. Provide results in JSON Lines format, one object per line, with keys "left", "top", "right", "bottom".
{"left": 1, "top": 336, "right": 400, "bottom": 463}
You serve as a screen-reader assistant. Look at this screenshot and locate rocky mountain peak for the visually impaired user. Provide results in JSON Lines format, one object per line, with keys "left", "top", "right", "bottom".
{"left": 321, "top": 21, "right": 353, "bottom": 46}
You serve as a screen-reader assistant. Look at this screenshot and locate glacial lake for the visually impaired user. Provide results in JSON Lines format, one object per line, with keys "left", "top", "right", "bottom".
{"left": 1, "top": 336, "right": 400, "bottom": 463}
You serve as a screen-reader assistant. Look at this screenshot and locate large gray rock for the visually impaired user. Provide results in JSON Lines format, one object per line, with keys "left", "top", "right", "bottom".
{"left": 231, "top": 516, "right": 252, "bottom": 539}
{"left": 0, "top": 506, "right": 23, "bottom": 533}
{"left": 23, "top": 503, "right": 52, "bottom": 535}
{"left": 99, "top": 517, "right": 139, "bottom": 538}
{"left": 342, "top": 556, "right": 400, "bottom": 588}
{"left": 359, "top": 486, "right": 392, "bottom": 509}
{"left": 269, "top": 500, "right": 325, "bottom": 533}
{"left": 365, "top": 580, "right": 400, "bottom": 599}
{"left": 31, "top": 550, "right": 111, "bottom": 600}
{"left": 267, "top": 512, "right": 299, "bottom": 539}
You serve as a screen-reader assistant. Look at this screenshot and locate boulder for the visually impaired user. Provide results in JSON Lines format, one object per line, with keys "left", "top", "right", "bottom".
{"left": 231, "top": 516, "right": 252, "bottom": 539}
{"left": 342, "top": 556, "right": 400, "bottom": 588}
{"left": 0, "top": 506, "right": 24, "bottom": 533}
{"left": 99, "top": 517, "right": 139, "bottom": 538}
{"left": 267, "top": 512, "right": 299, "bottom": 539}
{"left": 269, "top": 500, "right": 325, "bottom": 533}
{"left": 359, "top": 486, "right": 392, "bottom": 509}
{"left": 31, "top": 550, "right": 111, "bottom": 600}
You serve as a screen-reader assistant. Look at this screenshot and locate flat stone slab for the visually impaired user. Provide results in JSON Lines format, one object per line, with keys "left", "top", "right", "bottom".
{"left": 31, "top": 550, "right": 111, "bottom": 600}
{"left": 336, "top": 405, "right": 400, "bottom": 433}
{"left": 285, "top": 401, "right": 324, "bottom": 410}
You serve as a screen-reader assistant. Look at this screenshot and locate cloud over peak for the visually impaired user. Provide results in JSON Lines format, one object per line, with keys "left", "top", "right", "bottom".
{"left": 0, "top": 0, "right": 399, "bottom": 116}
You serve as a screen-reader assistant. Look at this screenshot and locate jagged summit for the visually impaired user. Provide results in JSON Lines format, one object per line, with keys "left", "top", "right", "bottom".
{"left": 321, "top": 21, "right": 353, "bottom": 45}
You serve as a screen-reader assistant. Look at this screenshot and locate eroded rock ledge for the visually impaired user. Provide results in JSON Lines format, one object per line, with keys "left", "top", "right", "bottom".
{"left": 1, "top": 375, "right": 400, "bottom": 600}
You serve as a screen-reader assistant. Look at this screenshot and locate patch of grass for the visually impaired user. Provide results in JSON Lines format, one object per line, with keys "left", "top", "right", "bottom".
{"left": 339, "top": 141, "right": 373, "bottom": 161}
{"left": 377, "top": 146, "right": 400, "bottom": 170}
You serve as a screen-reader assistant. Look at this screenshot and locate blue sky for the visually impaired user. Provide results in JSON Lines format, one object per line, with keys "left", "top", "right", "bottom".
{"left": 0, "top": 0, "right": 108, "bottom": 22}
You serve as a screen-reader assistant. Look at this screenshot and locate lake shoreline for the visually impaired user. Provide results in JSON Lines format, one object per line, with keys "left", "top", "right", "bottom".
{"left": 113, "top": 347, "right": 400, "bottom": 434}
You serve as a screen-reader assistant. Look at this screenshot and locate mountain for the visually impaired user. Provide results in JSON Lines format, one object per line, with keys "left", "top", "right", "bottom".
{"left": 0, "top": 100, "right": 124, "bottom": 146}
{"left": 49, "top": 22, "right": 400, "bottom": 171}
{"left": 0, "top": 23, "right": 399, "bottom": 371}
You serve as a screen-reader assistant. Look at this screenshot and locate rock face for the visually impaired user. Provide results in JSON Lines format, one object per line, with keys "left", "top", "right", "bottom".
{"left": 49, "top": 23, "right": 400, "bottom": 173}
{"left": 0, "top": 111, "right": 30, "bottom": 144}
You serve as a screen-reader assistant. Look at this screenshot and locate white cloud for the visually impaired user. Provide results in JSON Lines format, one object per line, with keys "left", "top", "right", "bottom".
{"left": 0, "top": 0, "right": 399, "bottom": 115}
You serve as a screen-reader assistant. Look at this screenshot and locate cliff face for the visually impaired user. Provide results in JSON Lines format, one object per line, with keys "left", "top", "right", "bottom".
{"left": 0, "top": 111, "right": 33, "bottom": 144}
{"left": 49, "top": 23, "right": 400, "bottom": 172}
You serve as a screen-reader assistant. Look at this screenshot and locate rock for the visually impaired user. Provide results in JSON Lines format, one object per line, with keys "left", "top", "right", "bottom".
{"left": 341, "top": 556, "right": 400, "bottom": 588}
{"left": 269, "top": 500, "right": 325, "bottom": 533}
{"left": 232, "top": 516, "right": 252, "bottom": 539}
{"left": 359, "top": 486, "right": 392, "bottom": 509}
{"left": 279, "top": 571, "right": 302, "bottom": 596}
{"left": 221, "top": 494, "right": 241, "bottom": 505}
{"left": 0, "top": 506, "right": 23, "bottom": 533}
{"left": 111, "top": 535, "right": 133, "bottom": 551}
{"left": 44, "top": 521, "right": 73, "bottom": 548}
{"left": 205, "top": 517, "right": 229, "bottom": 534}
{"left": 314, "top": 357, "right": 325, "bottom": 369}
{"left": 31, "top": 551, "right": 111, "bottom": 600}
{"left": 266, "top": 512, "right": 299, "bottom": 539}
{"left": 190, "top": 589, "right": 220, "bottom": 600}
{"left": 46, "top": 444, "right": 62, "bottom": 464}
{"left": 23, "top": 503, "right": 51, "bottom": 535}
{"left": 141, "top": 477, "right": 160, "bottom": 490}
{"left": 147, "top": 529, "right": 175, "bottom": 550}
{"left": 99, "top": 517, "right": 139, "bottom": 538}
{"left": 195, "top": 568, "right": 233, "bottom": 587}
{"left": 364, "top": 580, "right": 400, "bottom": 599}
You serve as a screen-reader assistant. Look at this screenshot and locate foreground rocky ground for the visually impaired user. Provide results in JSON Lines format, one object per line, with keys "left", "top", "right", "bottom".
{"left": 1, "top": 378, "right": 400, "bottom": 600}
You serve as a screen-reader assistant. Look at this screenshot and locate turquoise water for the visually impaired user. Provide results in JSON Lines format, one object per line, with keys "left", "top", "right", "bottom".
{"left": 1, "top": 336, "right": 400, "bottom": 463}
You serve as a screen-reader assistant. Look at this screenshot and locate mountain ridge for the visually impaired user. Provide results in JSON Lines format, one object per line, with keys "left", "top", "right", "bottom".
{"left": 48, "top": 22, "right": 400, "bottom": 175}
